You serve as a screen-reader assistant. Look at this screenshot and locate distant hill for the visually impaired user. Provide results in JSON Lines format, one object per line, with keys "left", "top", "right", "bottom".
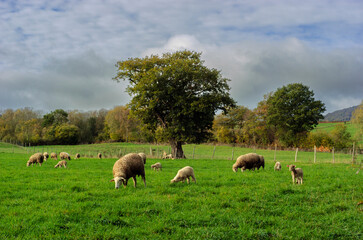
{"left": 323, "top": 105, "right": 358, "bottom": 122}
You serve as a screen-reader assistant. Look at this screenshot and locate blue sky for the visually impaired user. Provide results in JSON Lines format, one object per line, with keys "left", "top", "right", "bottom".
{"left": 0, "top": 0, "right": 362, "bottom": 113}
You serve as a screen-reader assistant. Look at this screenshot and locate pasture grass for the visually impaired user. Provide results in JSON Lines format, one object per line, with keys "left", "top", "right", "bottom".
{"left": 0, "top": 141, "right": 359, "bottom": 164}
{"left": 0, "top": 146, "right": 362, "bottom": 239}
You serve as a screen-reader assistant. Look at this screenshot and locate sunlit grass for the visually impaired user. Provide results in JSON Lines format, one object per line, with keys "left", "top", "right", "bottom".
{"left": 0, "top": 148, "right": 362, "bottom": 239}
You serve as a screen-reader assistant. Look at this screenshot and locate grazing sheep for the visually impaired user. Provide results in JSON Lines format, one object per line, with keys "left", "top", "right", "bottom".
{"left": 151, "top": 162, "right": 162, "bottom": 171}
{"left": 60, "top": 152, "right": 71, "bottom": 160}
{"left": 110, "top": 153, "right": 146, "bottom": 189}
{"left": 232, "top": 153, "right": 265, "bottom": 172}
{"left": 162, "top": 151, "right": 173, "bottom": 159}
{"left": 27, "top": 153, "right": 44, "bottom": 167}
{"left": 75, "top": 153, "right": 80, "bottom": 159}
{"left": 138, "top": 152, "right": 146, "bottom": 164}
{"left": 98, "top": 153, "right": 102, "bottom": 159}
{"left": 50, "top": 152, "right": 57, "bottom": 160}
{"left": 54, "top": 160, "right": 67, "bottom": 168}
{"left": 170, "top": 166, "right": 196, "bottom": 184}
{"left": 43, "top": 152, "right": 49, "bottom": 161}
{"left": 274, "top": 161, "right": 282, "bottom": 171}
{"left": 287, "top": 165, "right": 303, "bottom": 184}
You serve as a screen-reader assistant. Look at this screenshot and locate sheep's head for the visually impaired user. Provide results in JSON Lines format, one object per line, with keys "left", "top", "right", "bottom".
{"left": 287, "top": 165, "right": 296, "bottom": 171}
{"left": 170, "top": 176, "right": 182, "bottom": 183}
{"left": 111, "top": 177, "right": 126, "bottom": 189}
{"left": 232, "top": 164, "right": 238, "bottom": 172}
{"left": 26, "top": 161, "right": 30, "bottom": 167}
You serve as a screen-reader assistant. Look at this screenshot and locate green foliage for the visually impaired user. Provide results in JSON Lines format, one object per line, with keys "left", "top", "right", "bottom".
{"left": 114, "top": 50, "right": 236, "bottom": 157}
{"left": 330, "top": 123, "right": 352, "bottom": 150}
{"left": 54, "top": 124, "right": 80, "bottom": 145}
{"left": 266, "top": 83, "right": 325, "bottom": 147}
{"left": 0, "top": 148, "right": 362, "bottom": 239}
{"left": 42, "top": 109, "right": 68, "bottom": 127}
{"left": 351, "top": 101, "right": 363, "bottom": 145}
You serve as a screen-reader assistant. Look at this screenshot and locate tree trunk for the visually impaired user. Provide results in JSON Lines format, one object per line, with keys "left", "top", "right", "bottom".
{"left": 170, "top": 140, "right": 186, "bottom": 159}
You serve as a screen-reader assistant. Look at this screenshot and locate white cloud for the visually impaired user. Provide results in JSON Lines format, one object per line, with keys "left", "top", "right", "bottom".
{"left": 143, "top": 35, "right": 363, "bottom": 113}
{"left": 0, "top": 0, "right": 362, "bottom": 113}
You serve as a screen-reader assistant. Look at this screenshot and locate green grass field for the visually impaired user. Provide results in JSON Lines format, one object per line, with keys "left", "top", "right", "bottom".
{"left": 0, "top": 142, "right": 362, "bottom": 239}
{"left": 314, "top": 122, "right": 360, "bottom": 139}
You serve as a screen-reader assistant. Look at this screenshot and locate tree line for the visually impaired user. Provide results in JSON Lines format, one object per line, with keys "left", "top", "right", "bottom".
{"left": 0, "top": 100, "right": 360, "bottom": 150}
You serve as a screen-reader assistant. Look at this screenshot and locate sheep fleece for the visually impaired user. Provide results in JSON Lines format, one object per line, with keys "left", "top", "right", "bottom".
{"left": 112, "top": 153, "right": 145, "bottom": 185}
{"left": 233, "top": 153, "right": 265, "bottom": 172}
{"left": 27, "top": 153, "right": 44, "bottom": 166}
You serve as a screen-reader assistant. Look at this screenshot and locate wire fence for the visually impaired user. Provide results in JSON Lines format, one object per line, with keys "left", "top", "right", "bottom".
{"left": 1, "top": 140, "right": 361, "bottom": 165}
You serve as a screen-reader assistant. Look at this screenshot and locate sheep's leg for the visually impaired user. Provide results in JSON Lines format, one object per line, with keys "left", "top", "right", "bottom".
{"left": 191, "top": 175, "right": 196, "bottom": 183}
{"left": 187, "top": 177, "right": 190, "bottom": 184}
{"left": 123, "top": 179, "right": 128, "bottom": 188}
{"left": 142, "top": 176, "right": 146, "bottom": 187}
{"left": 132, "top": 177, "right": 137, "bottom": 188}
{"left": 292, "top": 176, "right": 295, "bottom": 184}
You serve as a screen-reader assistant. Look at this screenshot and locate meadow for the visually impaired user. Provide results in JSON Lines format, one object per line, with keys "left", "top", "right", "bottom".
{"left": 0, "top": 142, "right": 362, "bottom": 239}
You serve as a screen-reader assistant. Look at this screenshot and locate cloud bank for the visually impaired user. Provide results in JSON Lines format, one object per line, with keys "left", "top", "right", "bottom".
{"left": 0, "top": 0, "right": 362, "bottom": 113}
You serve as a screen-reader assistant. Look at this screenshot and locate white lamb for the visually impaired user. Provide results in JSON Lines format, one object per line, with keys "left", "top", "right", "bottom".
{"left": 151, "top": 162, "right": 162, "bottom": 171}
{"left": 274, "top": 162, "right": 282, "bottom": 171}
{"left": 170, "top": 166, "right": 196, "bottom": 184}
{"left": 54, "top": 160, "right": 67, "bottom": 168}
{"left": 287, "top": 164, "right": 303, "bottom": 184}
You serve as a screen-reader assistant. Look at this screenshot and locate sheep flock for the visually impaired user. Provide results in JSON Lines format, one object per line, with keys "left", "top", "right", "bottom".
{"left": 25, "top": 150, "right": 306, "bottom": 188}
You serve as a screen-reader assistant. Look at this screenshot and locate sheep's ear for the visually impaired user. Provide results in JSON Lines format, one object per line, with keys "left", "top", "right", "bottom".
{"left": 110, "top": 179, "right": 115, "bottom": 182}
{"left": 286, "top": 165, "right": 289, "bottom": 167}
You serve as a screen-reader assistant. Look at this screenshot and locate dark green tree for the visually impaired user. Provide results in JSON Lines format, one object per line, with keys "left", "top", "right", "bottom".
{"left": 114, "top": 50, "right": 236, "bottom": 158}
{"left": 42, "top": 109, "right": 68, "bottom": 127}
{"left": 266, "top": 83, "right": 325, "bottom": 146}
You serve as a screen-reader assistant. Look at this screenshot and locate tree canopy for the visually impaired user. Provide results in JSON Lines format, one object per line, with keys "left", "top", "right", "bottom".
{"left": 114, "top": 50, "right": 236, "bottom": 158}
{"left": 266, "top": 83, "right": 326, "bottom": 146}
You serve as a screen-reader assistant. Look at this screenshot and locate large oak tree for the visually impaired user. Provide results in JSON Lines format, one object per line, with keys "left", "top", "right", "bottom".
{"left": 114, "top": 50, "right": 235, "bottom": 158}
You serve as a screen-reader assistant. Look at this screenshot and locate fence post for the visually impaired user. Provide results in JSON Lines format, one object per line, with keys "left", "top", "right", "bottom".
{"left": 314, "top": 145, "right": 316, "bottom": 163}
{"left": 231, "top": 147, "right": 234, "bottom": 161}
{"left": 274, "top": 144, "right": 277, "bottom": 162}
{"left": 332, "top": 147, "right": 335, "bottom": 163}
{"left": 212, "top": 146, "right": 216, "bottom": 160}
{"left": 192, "top": 146, "right": 195, "bottom": 160}
{"left": 295, "top": 148, "right": 298, "bottom": 162}
{"left": 352, "top": 143, "right": 355, "bottom": 164}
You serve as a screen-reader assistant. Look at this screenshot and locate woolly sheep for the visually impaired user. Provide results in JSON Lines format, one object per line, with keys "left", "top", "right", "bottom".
{"left": 232, "top": 153, "right": 265, "bottom": 172}
{"left": 138, "top": 152, "right": 146, "bottom": 164}
{"left": 75, "top": 153, "right": 80, "bottom": 159}
{"left": 162, "top": 151, "right": 173, "bottom": 159}
{"left": 27, "top": 153, "right": 44, "bottom": 167}
{"left": 170, "top": 166, "right": 196, "bottom": 184}
{"left": 54, "top": 160, "right": 67, "bottom": 168}
{"left": 110, "top": 153, "right": 146, "bottom": 189}
{"left": 43, "top": 152, "right": 49, "bottom": 161}
{"left": 51, "top": 152, "right": 57, "bottom": 160}
{"left": 287, "top": 165, "right": 303, "bottom": 184}
{"left": 151, "top": 162, "right": 162, "bottom": 171}
{"left": 274, "top": 161, "right": 282, "bottom": 171}
{"left": 60, "top": 152, "right": 71, "bottom": 160}
{"left": 98, "top": 153, "right": 102, "bottom": 159}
